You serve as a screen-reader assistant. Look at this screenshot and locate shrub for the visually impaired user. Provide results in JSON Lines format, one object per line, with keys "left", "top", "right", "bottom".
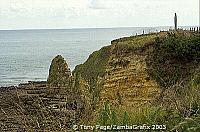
{"left": 147, "top": 33, "right": 200, "bottom": 88}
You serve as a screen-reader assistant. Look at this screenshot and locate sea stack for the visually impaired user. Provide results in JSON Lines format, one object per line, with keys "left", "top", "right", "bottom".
{"left": 174, "top": 13, "right": 177, "bottom": 30}
{"left": 47, "top": 55, "right": 71, "bottom": 87}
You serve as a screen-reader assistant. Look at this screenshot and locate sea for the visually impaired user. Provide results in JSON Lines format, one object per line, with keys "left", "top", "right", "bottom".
{"left": 0, "top": 26, "right": 182, "bottom": 87}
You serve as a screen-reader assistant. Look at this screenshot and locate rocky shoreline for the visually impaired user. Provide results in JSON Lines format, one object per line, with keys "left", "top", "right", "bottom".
{"left": 0, "top": 80, "right": 81, "bottom": 131}
{"left": 0, "top": 81, "right": 47, "bottom": 90}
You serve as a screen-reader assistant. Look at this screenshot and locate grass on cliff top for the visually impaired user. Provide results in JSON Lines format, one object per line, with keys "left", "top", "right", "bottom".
{"left": 111, "top": 33, "right": 162, "bottom": 49}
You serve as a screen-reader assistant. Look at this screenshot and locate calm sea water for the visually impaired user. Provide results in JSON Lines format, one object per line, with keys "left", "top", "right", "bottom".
{"left": 0, "top": 27, "right": 172, "bottom": 86}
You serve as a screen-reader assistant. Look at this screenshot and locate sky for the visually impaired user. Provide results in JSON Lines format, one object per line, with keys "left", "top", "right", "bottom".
{"left": 0, "top": 0, "right": 199, "bottom": 30}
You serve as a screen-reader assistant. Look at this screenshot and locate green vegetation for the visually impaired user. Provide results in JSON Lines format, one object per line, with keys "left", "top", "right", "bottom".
{"left": 97, "top": 101, "right": 182, "bottom": 131}
{"left": 147, "top": 33, "right": 200, "bottom": 88}
{"left": 145, "top": 32, "right": 200, "bottom": 131}
{"left": 73, "top": 46, "right": 111, "bottom": 107}
{"left": 74, "top": 46, "right": 110, "bottom": 81}
{"left": 111, "top": 34, "right": 157, "bottom": 55}
{"left": 98, "top": 101, "right": 131, "bottom": 126}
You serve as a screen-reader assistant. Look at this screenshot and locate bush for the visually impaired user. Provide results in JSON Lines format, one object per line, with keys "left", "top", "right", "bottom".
{"left": 147, "top": 33, "right": 200, "bottom": 88}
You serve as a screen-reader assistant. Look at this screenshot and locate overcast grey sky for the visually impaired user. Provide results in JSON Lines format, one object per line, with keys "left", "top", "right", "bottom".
{"left": 0, "top": 0, "right": 199, "bottom": 30}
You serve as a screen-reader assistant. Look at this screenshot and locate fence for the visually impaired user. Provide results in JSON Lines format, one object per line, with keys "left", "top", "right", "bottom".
{"left": 133, "top": 27, "right": 200, "bottom": 37}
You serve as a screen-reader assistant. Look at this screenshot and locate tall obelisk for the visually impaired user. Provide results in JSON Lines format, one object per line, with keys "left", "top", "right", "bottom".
{"left": 174, "top": 13, "right": 177, "bottom": 30}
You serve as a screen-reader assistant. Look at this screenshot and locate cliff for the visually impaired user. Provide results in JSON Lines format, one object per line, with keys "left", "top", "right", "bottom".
{"left": 0, "top": 30, "right": 199, "bottom": 131}
{"left": 73, "top": 33, "right": 164, "bottom": 120}
{"left": 72, "top": 30, "right": 200, "bottom": 131}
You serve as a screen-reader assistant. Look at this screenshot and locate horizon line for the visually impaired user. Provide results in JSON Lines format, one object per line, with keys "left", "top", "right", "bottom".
{"left": 0, "top": 25, "right": 198, "bottom": 31}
